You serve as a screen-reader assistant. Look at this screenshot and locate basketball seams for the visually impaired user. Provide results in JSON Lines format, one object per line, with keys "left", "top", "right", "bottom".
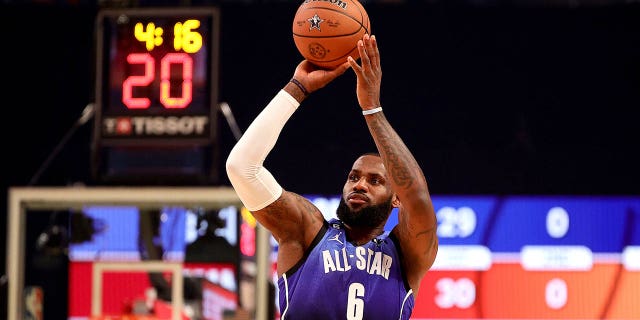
{"left": 292, "top": 31, "right": 364, "bottom": 39}
{"left": 346, "top": 0, "right": 370, "bottom": 32}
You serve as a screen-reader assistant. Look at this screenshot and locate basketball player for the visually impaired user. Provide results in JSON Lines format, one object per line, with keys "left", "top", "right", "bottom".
{"left": 226, "top": 34, "right": 438, "bottom": 319}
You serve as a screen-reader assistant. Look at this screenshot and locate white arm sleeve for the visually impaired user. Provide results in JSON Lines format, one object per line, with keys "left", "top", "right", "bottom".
{"left": 225, "top": 90, "right": 300, "bottom": 211}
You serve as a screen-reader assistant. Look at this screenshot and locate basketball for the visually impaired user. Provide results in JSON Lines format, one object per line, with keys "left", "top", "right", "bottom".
{"left": 292, "top": 0, "right": 371, "bottom": 69}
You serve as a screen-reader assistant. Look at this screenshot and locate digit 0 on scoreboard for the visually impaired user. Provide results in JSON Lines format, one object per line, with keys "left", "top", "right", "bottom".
{"left": 91, "top": 7, "right": 221, "bottom": 184}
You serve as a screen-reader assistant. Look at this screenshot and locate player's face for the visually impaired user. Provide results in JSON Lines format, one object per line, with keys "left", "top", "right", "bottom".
{"left": 337, "top": 155, "right": 394, "bottom": 228}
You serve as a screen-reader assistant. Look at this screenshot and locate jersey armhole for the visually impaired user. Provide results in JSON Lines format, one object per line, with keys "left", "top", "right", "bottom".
{"left": 388, "top": 232, "right": 413, "bottom": 293}
{"left": 283, "top": 220, "right": 329, "bottom": 277}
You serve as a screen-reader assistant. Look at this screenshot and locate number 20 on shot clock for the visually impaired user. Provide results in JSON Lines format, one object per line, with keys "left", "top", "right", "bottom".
{"left": 93, "top": 7, "right": 220, "bottom": 145}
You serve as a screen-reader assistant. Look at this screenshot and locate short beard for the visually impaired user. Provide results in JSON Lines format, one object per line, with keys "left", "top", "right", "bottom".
{"left": 336, "top": 195, "right": 393, "bottom": 228}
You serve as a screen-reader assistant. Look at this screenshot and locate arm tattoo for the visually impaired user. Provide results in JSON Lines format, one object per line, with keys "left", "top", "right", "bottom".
{"left": 369, "top": 117, "right": 416, "bottom": 189}
{"left": 260, "top": 196, "right": 290, "bottom": 218}
{"left": 293, "top": 193, "right": 323, "bottom": 219}
{"left": 262, "top": 192, "right": 321, "bottom": 223}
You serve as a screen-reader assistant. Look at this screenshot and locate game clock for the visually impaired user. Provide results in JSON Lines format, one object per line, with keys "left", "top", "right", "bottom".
{"left": 92, "top": 7, "right": 221, "bottom": 184}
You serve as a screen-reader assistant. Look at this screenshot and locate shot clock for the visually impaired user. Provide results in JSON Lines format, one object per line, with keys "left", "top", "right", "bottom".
{"left": 91, "top": 7, "right": 221, "bottom": 184}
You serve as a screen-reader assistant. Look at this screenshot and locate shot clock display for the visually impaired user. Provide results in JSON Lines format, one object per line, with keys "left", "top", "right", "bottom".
{"left": 92, "top": 8, "right": 221, "bottom": 184}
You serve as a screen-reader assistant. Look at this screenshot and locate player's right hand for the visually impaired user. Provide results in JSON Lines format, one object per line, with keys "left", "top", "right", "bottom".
{"left": 292, "top": 60, "right": 350, "bottom": 94}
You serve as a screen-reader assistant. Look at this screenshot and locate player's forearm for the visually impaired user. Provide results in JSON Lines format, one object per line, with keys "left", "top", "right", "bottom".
{"left": 366, "top": 111, "right": 439, "bottom": 278}
{"left": 225, "top": 89, "right": 299, "bottom": 211}
{"left": 364, "top": 112, "right": 428, "bottom": 196}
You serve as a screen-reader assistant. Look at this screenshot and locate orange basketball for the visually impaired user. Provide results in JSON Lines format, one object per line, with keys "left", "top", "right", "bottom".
{"left": 292, "top": 0, "right": 371, "bottom": 69}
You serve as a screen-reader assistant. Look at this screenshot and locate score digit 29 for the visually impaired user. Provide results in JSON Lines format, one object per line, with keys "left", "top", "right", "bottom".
{"left": 94, "top": 8, "right": 220, "bottom": 144}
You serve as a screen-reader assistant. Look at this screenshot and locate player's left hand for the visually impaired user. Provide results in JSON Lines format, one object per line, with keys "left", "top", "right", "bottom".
{"left": 348, "top": 34, "right": 382, "bottom": 111}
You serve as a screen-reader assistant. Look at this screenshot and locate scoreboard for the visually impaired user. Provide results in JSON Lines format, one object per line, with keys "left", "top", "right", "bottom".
{"left": 91, "top": 7, "right": 221, "bottom": 184}
{"left": 300, "top": 195, "right": 640, "bottom": 319}
{"left": 62, "top": 195, "right": 640, "bottom": 319}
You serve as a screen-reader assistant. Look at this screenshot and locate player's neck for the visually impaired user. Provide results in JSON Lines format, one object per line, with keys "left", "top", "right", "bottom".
{"left": 343, "top": 225, "right": 385, "bottom": 246}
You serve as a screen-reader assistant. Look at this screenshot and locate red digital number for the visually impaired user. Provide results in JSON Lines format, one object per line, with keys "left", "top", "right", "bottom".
{"left": 122, "top": 52, "right": 193, "bottom": 109}
{"left": 122, "top": 53, "right": 154, "bottom": 109}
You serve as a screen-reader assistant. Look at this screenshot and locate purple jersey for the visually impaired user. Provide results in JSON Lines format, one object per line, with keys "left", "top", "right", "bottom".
{"left": 278, "top": 219, "right": 415, "bottom": 319}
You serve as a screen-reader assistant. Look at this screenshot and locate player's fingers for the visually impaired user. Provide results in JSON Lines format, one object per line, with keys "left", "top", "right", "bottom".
{"left": 369, "top": 35, "right": 380, "bottom": 69}
{"left": 358, "top": 38, "right": 371, "bottom": 68}
{"left": 347, "top": 56, "right": 361, "bottom": 74}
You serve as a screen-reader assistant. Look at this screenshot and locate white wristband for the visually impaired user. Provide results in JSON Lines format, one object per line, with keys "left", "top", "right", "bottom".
{"left": 362, "top": 107, "right": 383, "bottom": 115}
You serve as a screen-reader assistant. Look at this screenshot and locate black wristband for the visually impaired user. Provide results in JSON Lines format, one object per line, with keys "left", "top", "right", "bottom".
{"left": 289, "top": 78, "right": 309, "bottom": 96}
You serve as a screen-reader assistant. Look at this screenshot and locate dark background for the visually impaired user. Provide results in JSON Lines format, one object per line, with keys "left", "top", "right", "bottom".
{"left": 2, "top": 0, "right": 640, "bottom": 318}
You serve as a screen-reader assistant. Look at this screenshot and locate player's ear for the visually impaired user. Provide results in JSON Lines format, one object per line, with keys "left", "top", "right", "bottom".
{"left": 392, "top": 194, "right": 401, "bottom": 208}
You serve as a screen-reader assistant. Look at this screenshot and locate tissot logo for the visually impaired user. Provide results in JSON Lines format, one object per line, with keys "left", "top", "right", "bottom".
{"left": 102, "top": 115, "right": 209, "bottom": 137}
